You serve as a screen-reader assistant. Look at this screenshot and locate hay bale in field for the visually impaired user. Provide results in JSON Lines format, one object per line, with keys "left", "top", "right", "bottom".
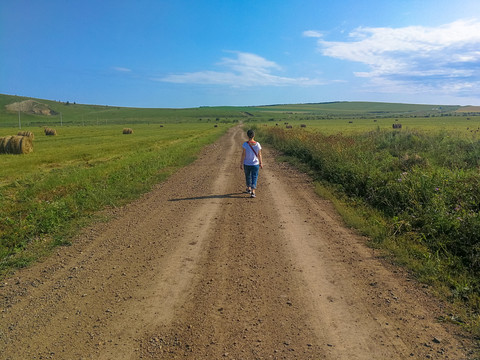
{"left": 300, "top": 124, "right": 307, "bottom": 128}
{"left": 123, "top": 128, "right": 133, "bottom": 134}
{"left": 12, "top": 135, "right": 33, "bottom": 154}
{"left": 0, "top": 135, "right": 33, "bottom": 154}
{"left": 0, "top": 136, "right": 13, "bottom": 153}
{"left": 44, "top": 127, "right": 57, "bottom": 136}
{"left": 17, "top": 130, "right": 35, "bottom": 139}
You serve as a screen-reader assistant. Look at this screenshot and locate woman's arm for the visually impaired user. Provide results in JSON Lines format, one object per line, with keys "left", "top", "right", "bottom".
{"left": 258, "top": 149, "right": 263, "bottom": 169}
{"left": 240, "top": 148, "right": 246, "bottom": 170}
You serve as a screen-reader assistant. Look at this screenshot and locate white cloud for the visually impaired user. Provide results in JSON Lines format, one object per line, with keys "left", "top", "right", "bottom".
{"left": 308, "top": 19, "right": 480, "bottom": 97}
{"left": 113, "top": 67, "right": 132, "bottom": 73}
{"left": 302, "top": 30, "right": 323, "bottom": 38}
{"left": 158, "top": 51, "right": 324, "bottom": 87}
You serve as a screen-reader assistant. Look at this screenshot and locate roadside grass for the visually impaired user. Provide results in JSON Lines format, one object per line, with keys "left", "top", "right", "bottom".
{"left": 313, "top": 179, "right": 480, "bottom": 337}
{"left": 0, "top": 123, "right": 231, "bottom": 277}
{"left": 254, "top": 124, "right": 480, "bottom": 337}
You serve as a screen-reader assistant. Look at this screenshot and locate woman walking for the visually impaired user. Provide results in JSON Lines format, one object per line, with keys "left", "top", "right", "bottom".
{"left": 240, "top": 129, "right": 263, "bottom": 198}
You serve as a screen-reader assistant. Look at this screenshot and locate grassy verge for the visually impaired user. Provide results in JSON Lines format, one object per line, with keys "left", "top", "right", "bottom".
{"left": 0, "top": 123, "right": 231, "bottom": 278}
{"left": 313, "top": 179, "right": 480, "bottom": 339}
{"left": 254, "top": 125, "right": 480, "bottom": 336}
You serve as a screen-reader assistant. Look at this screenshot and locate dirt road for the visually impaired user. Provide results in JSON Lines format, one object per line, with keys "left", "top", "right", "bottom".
{"left": 0, "top": 126, "right": 474, "bottom": 359}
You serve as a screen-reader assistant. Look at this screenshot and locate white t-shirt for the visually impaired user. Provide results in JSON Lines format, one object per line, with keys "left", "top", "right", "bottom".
{"left": 243, "top": 141, "right": 262, "bottom": 166}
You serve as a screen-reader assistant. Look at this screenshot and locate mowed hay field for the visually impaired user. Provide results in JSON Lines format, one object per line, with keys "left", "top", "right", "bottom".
{"left": 0, "top": 123, "right": 228, "bottom": 184}
{"left": 256, "top": 114, "right": 480, "bottom": 136}
{"left": 0, "top": 123, "right": 231, "bottom": 275}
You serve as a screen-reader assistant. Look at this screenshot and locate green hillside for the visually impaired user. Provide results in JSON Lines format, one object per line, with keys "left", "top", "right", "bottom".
{"left": 0, "top": 94, "right": 467, "bottom": 128}
{"left": 253, "top": 101, "right": 460, "bottom": 115}
{"left": 0, "top": 94, "right": 249, "bottom": 127}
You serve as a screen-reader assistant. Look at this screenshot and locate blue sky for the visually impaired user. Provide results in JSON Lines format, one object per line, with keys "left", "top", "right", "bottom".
{"left": 1, "top": 0, "right": 480, "bottom": 108}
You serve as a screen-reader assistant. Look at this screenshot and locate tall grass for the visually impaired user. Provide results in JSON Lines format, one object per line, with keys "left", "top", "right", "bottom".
{"left": 255, "top": 125, "right": 480, "bottom": 331}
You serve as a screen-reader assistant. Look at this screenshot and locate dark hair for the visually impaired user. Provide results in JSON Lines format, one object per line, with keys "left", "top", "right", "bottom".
{"left": 247, "top": 129, "right": 255, "bottom": 138}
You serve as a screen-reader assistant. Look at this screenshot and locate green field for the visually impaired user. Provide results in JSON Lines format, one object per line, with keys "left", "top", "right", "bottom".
{"left": 255, "top": 101, "right": 460, "bottom": 115}
{"left": 258, "top": 116, "right": 480, "bottom": 136}
{"left": 0, "top": 123, "right": 225, "bottom": 185}
{"left": 2, "top": 94, "right": 478, "bottom": 129}
{"left": 1, "top": 122, "right": 231, "bottom": 274}
{"left": 0, "top": 94, "right": 251, "bottom": 127}
{"left": 1, "top": 95, "right": 239, "bottom": 277}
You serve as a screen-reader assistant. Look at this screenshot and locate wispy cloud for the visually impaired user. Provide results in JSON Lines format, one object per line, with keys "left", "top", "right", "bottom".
{"left": 302, "top": 30, "right": 323, "bottom": 38}
{"left": 113, "top": 67, "right": 132, "bottom": 73}
{"left": 158, "top": 51, "right": 324, "bottom": 86}
{"left": 307, "top": 19, "right": 480, "bottom": 97}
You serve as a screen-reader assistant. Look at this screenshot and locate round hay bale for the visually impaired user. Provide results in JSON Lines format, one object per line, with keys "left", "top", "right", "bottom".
{"left": 0, "top": 136, "right": 13, "bottom": 154}
{"left": 20, "top": 136, "right": 33, "bottom": 154}
{"left": 17, "top": 130, "right": 35, "bottom": 139}
{"left": 9, "top": 136, "right": 22, "bottom": 153}
{"left": 123, "top": 128, "right": 133, "bottom": 134}
{"left": 44, "top": 128, "right": 57, "bottom": 136}
{"left": 10, "top": 135, "right": 33, "bottom": 154}
{"left": 0, "top": 135, "right": 33, "bottom": 154}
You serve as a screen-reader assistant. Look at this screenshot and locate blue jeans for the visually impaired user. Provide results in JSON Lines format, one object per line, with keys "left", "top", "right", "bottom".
{"left": 244, "top": 165, "right": 260, "bottom": 189}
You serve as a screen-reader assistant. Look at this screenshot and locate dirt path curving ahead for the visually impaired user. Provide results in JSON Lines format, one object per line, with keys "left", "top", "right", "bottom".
{"left": 0, "top": 126, "right": 474, "bottom": 359}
